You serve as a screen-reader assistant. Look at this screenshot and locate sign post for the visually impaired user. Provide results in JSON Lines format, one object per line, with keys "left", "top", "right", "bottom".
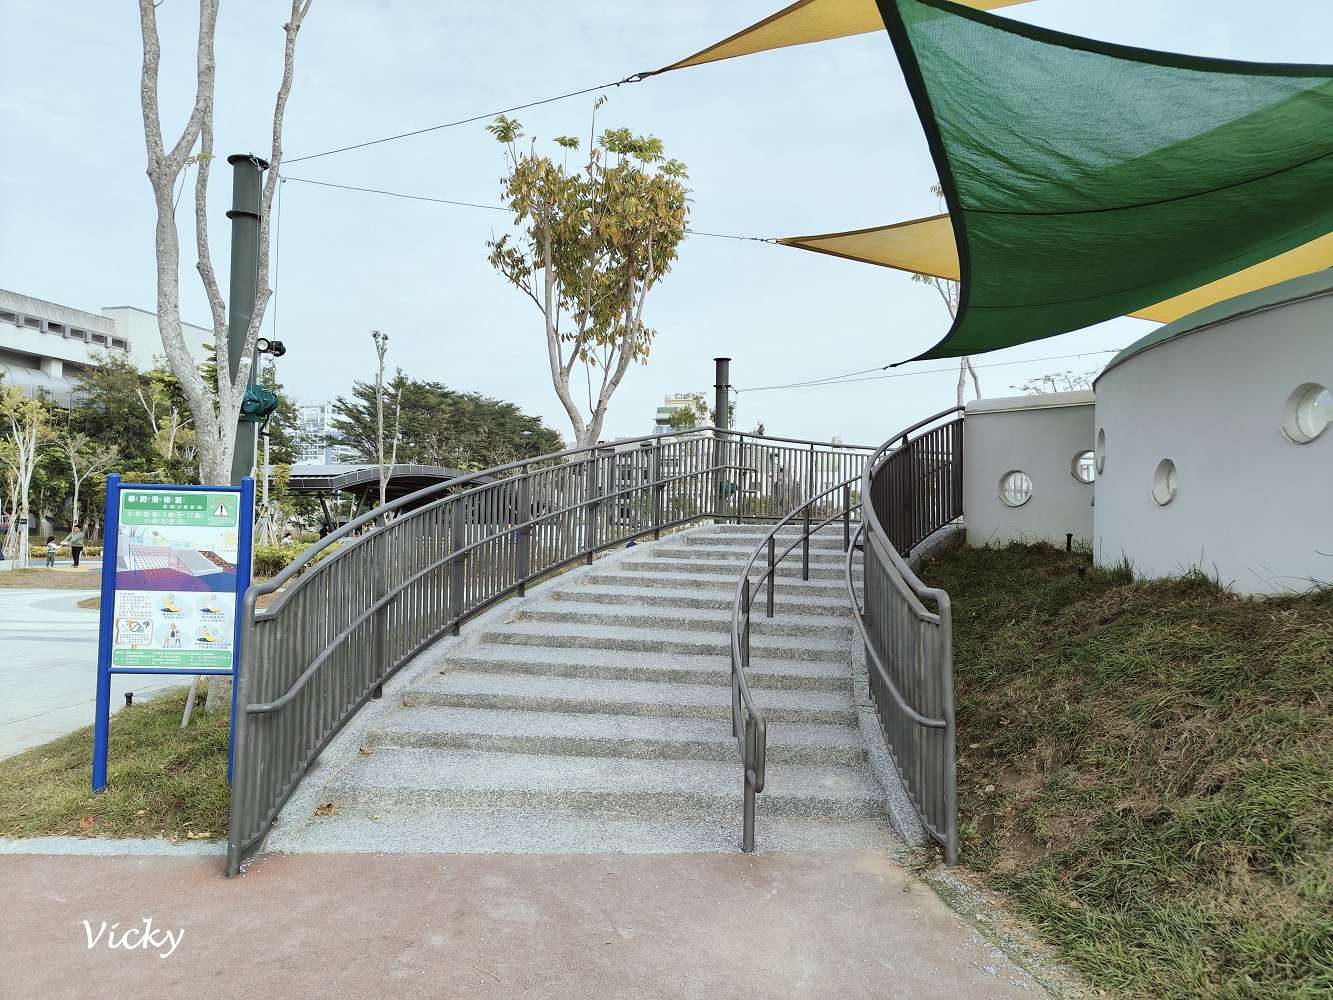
{"left": 92, "top": 474, "right": 255, "bottom": 791}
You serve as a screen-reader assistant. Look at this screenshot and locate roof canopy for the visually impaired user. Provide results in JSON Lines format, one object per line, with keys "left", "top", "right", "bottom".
{"left": 780, "top": 215, "right": 1333, "bottom": 325}
{"left": 879, "top": 0, "right": 1333, "bottom": 360}
{"left": 649, "top": 0, "right": 1032, "bottom": 74}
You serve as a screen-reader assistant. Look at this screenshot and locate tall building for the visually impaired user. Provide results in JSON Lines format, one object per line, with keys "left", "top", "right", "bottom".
{"left": 296, "top": 401, "right": 357, "bottom": 465}
{"left": 0, "top": 287, "right": 212, "bottom": 405}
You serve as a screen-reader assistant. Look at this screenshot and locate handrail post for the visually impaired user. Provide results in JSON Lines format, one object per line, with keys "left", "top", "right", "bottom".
{"left": 371, "top": 512, "right": 387, "bottom": 699}
{"left": 583, "top": 453, "right": 598, "bottom": 565}
{"left": 515, "top": 468, "right": 531, "bottom": 596}
{"left": 842, "top": 484, "right": 851, "bottom": 552}
{"left": 449, "top": 498, "right": 466, "bottom": 636}
{"left": 766, "top": 536, "right": 775, "bottom": 618}
{"left": 648, "top": 442, "right": 663, "bottom": 540}
{"left": 742, "top": 716, "right": 757, "bottom": 853}
{"left": 802, "top": 501, "right": 811, "bottom": 582}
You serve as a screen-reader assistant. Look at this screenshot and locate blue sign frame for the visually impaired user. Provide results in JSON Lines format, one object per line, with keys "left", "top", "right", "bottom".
{"left": 92, "top": 474, "right": 255, "bottom": 791}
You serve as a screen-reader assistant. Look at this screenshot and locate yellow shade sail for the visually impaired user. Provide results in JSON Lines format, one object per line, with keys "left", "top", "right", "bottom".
{"left": 652, "top": 0, "right": 1035, "bottom": 74}
{"left": 780, "top": 215, "right": 1333, "bottom": 324}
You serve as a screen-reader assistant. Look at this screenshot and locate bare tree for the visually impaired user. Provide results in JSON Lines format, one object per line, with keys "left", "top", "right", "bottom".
{"left": 137, "top": 0, "right": 313, "bottom": 487}
{"left": 57, "top": 433, "right": 120, "bottom": 531}
{"left": 1012, "top": 369, "right": 1099, "bottom": 395}
{"left": 0, "top": 387, "right": 50, "bottom": 569}
{"left": 139, "top": 0, "right": 313, "bottom": 714}
{"left": 370, "top": 331, "right": 402, "bottom": 509}
{"left": 911, "top": 185, "right": 980, "bottom": 407}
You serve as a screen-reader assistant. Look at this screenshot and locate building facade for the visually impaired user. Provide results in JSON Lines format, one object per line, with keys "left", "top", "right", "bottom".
{"left": 296, "top": 401, "right": 357, "bottom": 465}
{"left": 0, "top": 288, "right": 213, "bottom": 405}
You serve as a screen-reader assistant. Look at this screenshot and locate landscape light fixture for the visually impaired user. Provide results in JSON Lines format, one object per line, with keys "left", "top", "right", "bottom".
{"left": 256, "top": 337, "right": 287, "bottom": 357}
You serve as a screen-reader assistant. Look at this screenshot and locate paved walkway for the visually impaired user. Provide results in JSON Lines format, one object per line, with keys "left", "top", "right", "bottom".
{"left": 0, "top": 589, "right": 170, "bottom": 758}
{"left": 0, "top": 850, "right": 1048, "bottom": 999}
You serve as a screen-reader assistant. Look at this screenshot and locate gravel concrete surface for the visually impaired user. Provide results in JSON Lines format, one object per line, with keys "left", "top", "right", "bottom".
{"left": 0, "top": 849, "right": 1049, "bottom": 1000}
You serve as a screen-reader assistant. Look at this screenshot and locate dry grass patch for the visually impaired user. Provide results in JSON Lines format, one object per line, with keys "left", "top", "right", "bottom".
{"left": 920, "top": 542, "right": 1332, "bottom": 1000}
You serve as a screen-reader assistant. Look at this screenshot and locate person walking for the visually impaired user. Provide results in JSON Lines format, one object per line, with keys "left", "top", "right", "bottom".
{"left": 44, "top": 536, "right": 57, "bottom": 567}
{"left": 63, "top": 526, "right": 86, "bottom": 568}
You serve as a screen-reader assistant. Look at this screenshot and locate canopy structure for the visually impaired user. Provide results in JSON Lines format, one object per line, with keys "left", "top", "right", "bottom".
{"left": 780, "top": 215, "right": 1333, "bottom": 325}
{"left": 648, "top": 0, "right": 1031, "bottom": 74}
{"left": 877, "top": 0, "right": 1333, "bottom": 360}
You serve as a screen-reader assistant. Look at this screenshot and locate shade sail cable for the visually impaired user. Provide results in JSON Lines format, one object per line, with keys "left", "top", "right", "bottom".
{"left": 285, "top": 76, "right": 644, "bottom": 164}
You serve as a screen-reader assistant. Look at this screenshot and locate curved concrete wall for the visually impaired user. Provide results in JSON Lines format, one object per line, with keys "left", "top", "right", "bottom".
{"left": 1093, "top": 290, "right": 1333, "bottom": 594}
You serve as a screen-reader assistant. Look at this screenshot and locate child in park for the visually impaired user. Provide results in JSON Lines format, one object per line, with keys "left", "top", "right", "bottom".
{"left": 45, "top": 536, "right": 57, "bottom": 567}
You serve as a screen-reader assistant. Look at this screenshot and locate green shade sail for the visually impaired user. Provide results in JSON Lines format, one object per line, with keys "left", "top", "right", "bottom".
{"left": 880, "top": 0, "right": 1333, "bottom": 361}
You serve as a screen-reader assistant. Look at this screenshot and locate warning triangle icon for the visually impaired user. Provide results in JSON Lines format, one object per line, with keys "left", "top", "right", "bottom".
{"left": 213, "top": 501, "right": 229, "bottom": 518}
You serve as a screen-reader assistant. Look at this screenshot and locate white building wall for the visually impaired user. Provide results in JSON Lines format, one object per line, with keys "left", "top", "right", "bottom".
{"left": 963, "top": 391, "right": 1095, "bottom": 548}
{"left": 1092, "top": 288, "right": 1333, "bottom": 595}
{"left": 100, "top": 305, "right": 213, "bottom": 372}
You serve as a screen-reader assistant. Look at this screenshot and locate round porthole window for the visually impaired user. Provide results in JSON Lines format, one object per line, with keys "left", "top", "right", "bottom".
{"left": 1282, "top": 383, "right": 1331, "bottom": 444}
{"left": 1152, "top": 459, "right": 1177, "bottom": 506}
{"left": 1071, "top": 450, "right": 1096, "bottom": 484}
{"left": 999, "top": 470, "right": 1033, "bottom": 507}
{"left": 1095, "top": 428, "right": 1106, "bottom": 474}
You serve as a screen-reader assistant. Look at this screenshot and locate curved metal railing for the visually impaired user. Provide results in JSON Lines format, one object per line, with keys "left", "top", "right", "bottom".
{"left": 728, "top": 476, "right": 862, "bottom": 850}
{"left": 226, "top": 426, "right": 873, "bottom": 875}
{"left": 848, "top": 406, "right": 964, "bottom": 862}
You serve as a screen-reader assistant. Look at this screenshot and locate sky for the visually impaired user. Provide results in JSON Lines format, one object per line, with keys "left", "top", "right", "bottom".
{"left": 2, "top": 0, "right": 1331, "bottom": 448}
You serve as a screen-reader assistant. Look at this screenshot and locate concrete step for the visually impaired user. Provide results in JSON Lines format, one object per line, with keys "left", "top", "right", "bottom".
{"left": 369, "top": 706, "right": 866, "bottom": 767}
{"left": 479, "top": 620, "right": 849, "bottom": 663}
{"left": 404, "top": 672, "right": 857, "bottom": 725}
{"left": 325, "top": 748, "right": 887, "bottom": 821}
{"left": 586, "top": 569, "right": 851, "bottom": 597}
{"left": 550, "top": 582, "right": 855, "bottom": 617}
{"left": 648, "top": 543, "right": 855, "bottom": 566}
{"left": 438, "top": 643, "right": 851, "bottom": 692}
{"left": 684, "top": 531, "right": 853, "bottom": 551}
{"left": 513, "top": 600, "right": 853, "bottom": 640}
{"left": 271, "top": 807, "right": 898, "bottom": 855}
{"left": 620, "top": 557, "right": 848, "bottom": 582}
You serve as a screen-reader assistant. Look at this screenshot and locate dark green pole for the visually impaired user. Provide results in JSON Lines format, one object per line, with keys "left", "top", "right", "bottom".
{"left": 713, "top": 357, "right": 731, "bottom": 524}
{"left": 226, "top": 153, "right": 268, "bottom": 486}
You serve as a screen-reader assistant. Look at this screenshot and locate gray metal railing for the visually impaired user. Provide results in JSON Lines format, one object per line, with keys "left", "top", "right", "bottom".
{"left": 847, "top": 407, "right": 964, "bottom": 862}
{"left": 729, "top": 476, "right": 862, "bottom": 851}
{"left": 226, "top": 426, "right": 873, "bottom": 875}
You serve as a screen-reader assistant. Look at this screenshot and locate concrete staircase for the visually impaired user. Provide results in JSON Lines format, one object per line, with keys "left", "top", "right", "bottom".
{"left": 271, "top": 523, "right": 894, "bottom": 855}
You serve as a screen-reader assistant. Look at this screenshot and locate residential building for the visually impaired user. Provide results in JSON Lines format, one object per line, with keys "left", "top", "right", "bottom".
{"left": 0, "top": 288, "right": 212, "bottom": 405}
{"left": 653, "top": 393, "right": 701, "bottom": 434}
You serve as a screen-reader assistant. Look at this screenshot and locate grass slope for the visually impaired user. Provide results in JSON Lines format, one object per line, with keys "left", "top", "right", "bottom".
{"left": 919, "top": 542, "right": 1332, "bottom": 1000}
{"left": 0, "top": 690, "right": 230, "bottom": 841}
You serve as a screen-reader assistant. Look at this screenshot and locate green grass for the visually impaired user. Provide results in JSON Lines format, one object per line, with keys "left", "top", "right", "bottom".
{"left": 0, "top": 690, "right": 230, "bottom": 841}
{"left": 918, "top": 541, "right": 1333, "bottom": 1000}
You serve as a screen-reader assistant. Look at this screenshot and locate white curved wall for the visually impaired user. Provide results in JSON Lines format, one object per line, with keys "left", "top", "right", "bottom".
{"left": 1093, "top": 291, "right": 1333, "bottom": 594}
{"left": 963, "top": 392, "right": 1095, "bottom": 548}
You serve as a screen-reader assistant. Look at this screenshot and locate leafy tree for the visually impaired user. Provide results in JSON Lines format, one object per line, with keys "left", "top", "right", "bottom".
{"left": 486, "top": 106, "right": 689, "bottom": 447}
{"left": 332, "top": 374, "right": 563, "bottom": 472}
{"left": 69, "top": 352, "right": 158, "bottom": 474}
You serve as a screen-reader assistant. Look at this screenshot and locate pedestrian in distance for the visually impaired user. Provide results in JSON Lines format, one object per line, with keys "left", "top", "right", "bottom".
{"left": 64, "top": 526, "right": 86, "bottom": 568}
{"left": 45, "top": 536, "right": 57, "bottom": 567}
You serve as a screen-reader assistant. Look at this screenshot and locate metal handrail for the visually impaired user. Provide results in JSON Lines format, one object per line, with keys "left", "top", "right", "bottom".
{"left": 851, "top": 406, "right": 964, "bottom": 862}
{"left": 728, "top": 475, "right": 862, "bottom": 851}
{"left": 227, "top": 426, "right": 873, "bottom": 875}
